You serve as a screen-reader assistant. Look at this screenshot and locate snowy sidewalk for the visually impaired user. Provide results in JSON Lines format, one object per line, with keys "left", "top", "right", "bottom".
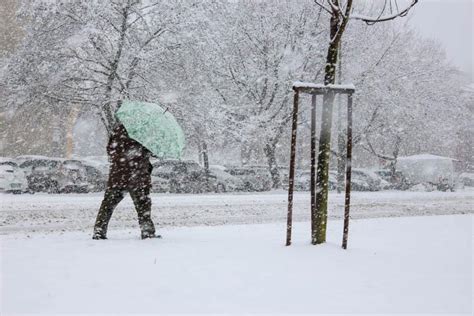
{"left": 1, "top": 189, "right": 473, "bottom": 234}
{"left": 1, "top": 215, "right": 472, "bottom": 314}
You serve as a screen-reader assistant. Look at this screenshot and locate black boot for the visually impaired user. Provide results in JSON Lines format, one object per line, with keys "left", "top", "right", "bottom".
{"left": 92, "top": 228, "right": 107, "bottom": 240}
{"left": 141, "top": 231, "right": 162, "bottom": 239}
{"left": 92, "top": 233, "right": 107, "bottom": 240}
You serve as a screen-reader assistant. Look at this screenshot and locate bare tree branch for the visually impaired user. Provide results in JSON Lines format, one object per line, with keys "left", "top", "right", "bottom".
{"left": 351, "top": 0, "right": 418, "bottom": 24}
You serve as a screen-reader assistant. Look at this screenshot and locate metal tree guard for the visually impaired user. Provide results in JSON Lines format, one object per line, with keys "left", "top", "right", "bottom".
{"left": 286, "top": 82, "right": 355, "bottom": 249}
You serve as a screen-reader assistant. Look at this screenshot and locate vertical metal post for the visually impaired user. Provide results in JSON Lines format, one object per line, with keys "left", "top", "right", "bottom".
{"left": 310, "top": 94, "right": 317, "bottom": 243}
{"left": 286, "top": 89, "right": 299, "bottom": 246}
{"left": 342, "top": 93, "right": 353, "bottom": 250}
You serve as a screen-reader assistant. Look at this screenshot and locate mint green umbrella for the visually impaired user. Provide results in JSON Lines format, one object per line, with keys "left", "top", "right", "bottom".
{"left": 116, "top": 100, "right": 185, "bottom": 159}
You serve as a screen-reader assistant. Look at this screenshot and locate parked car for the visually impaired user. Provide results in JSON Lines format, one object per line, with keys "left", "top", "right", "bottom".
{"left": 16, "top": 155, "right": 59, "bottom": 174}
{"left": 224, "top": 166, "right": 272, "bottom": 192}
{"left": 0, "top": 159, "right": 29, "bottom": 194}
{"left": 83, "top": 164, "right": 105, "bottom": 192}
{"left": 78, "top": 156, "right": 110, "bottom": 177}
{"left": 150, "top": 173, "right": 170, "bottom": 193}
{"left": 59, "top": 160, "right": 90, "bottom": 193}
{"left": 351, "top": 168, "right": 382, "bottom": 191}
{"left": 374, "top": 169, "right": 410, "bottom": 190}
{"left": 291, "top": 170, "right": 337, "bottom": 191}
{"left": 18, "top": 157, "right": 64, "bottom": 193}
{"left": 396, "top": 154, "right": 457, "bottom": 191}
{"left": 79, "top": 162, "right": 106, "bottom": 192}
{"left": 151, "top": 160, "right": 217, "bottom": 193}
{"left": 18, "top": 157, "right": 89, "bottom": 193}
{"left": 458, "top": 172, "right": 474, "bottom": 187}
{"left": 209, "top": 165, "right": 246, "bottom": 192}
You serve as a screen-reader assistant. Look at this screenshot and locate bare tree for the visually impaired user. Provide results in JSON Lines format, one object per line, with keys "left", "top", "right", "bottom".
{"left": 312, "top": 0, "right": 418, "bottom": 244}
{"left": 57, "top": 0, "right": 185, "bottom": 133}
{"left": 200, "top": 0, "right": 327, "bottom": 188}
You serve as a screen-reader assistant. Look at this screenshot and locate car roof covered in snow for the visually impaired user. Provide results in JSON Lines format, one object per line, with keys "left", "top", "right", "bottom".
{"left": 0, "top": 157, "right": 16, "bottom": 163}
{"left": 16, "top": 155, "right": 64, "bottom": 162}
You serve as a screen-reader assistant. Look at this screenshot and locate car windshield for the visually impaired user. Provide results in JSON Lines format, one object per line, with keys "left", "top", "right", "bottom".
{"left": 228, "top": 169, "right": 254, "bottom": 176}
{"left": 154, "top": 164, "right": 175, "bottom": 174}
{"left": 85, "top": 166, "right": 100, "bottom": 175}
{"left": 33, "top": 166, "right": 50, "bottom": 172}
{"left": 21, "top": 159, "right": 59, "bottom": 169}
{"left": 353, "top": 171, "right": 370, "bottom": 179}
{"left": 63, "top": 162, "right": 82, "bottom": 170}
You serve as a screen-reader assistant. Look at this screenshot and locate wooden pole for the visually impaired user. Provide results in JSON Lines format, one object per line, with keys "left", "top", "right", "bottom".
{"left": 310, "top": 94, "right": 317, "bottom": 244}
{"left": 286, "top": 90, "right": 299, "bottom": 246}
{"left": 342, "top": 93, "right": 353, "bottom": 250}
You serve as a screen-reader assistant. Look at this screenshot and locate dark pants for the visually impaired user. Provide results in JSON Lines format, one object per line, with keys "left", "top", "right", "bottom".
{"left": 93, "top": 186, "right": 155, "bottom": 238}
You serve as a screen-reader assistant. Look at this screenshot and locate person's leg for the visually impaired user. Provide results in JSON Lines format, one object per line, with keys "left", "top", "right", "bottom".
{"left": 92, "top": 187, "right": 125, "bottom": 239}
{"left": 129, "top": 187, "right": 156, "bottom": 239}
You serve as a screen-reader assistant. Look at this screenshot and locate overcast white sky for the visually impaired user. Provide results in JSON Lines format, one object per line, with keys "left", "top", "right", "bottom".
{"left": 407, "top": 0, "right": 473, "bottom": 81}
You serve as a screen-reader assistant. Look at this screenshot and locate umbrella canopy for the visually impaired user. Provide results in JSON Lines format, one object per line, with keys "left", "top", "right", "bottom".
{"left": 115, "top": 100, "right": 185, "bottom": 159}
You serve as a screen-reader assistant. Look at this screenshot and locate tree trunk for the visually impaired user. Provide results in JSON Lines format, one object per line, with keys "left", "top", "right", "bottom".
{"left": 313, "top": 12, "right": 340, "bottom": 245}
{"left": 336, "top": 129, "right": 346, "bottom": 193}
{"left": 202, "top": 141, "right": 209, "bottom": 174}
{"left": 197, "top": 141, "right": 203, "bottom": 165}
{"left": 264, "top": 142, "right": 281, "bottom": 189}
{"left": 389, "top": 136, "right": 401, "bottom": 180}
{"left": 65, "top": 105, "right": 79, "bottom": 159}
{"left": 240, "top": 142, "right": 252, "bottom": 166}
{"left": 103, "top": 0, "right": 134, "bottom": 133}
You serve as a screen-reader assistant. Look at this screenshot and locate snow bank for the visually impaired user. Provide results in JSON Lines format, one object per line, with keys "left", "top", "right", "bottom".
{"left": 1, "top": 215, "right": 471, "bottom": 314}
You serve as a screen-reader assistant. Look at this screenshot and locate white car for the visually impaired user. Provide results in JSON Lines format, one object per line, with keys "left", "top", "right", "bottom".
{"left": 0, "top": 159, "right": 29, "bottom": 194}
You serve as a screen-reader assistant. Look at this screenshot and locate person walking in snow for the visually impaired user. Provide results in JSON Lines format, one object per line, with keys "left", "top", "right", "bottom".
{"left": 92, "top": 123, "right": 157, "bottom": 240}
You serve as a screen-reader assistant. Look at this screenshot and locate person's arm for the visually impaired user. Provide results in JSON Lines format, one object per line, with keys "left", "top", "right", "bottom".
{"left": 107, "top": 130, "right": 121, "bottom": 160}
{"left": 106, "top": 136, "right": 114, "bottom": 157}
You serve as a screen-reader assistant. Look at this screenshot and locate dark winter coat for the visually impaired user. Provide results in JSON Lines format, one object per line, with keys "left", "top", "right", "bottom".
{"left": 106, "top": 124, "right": 153, "bottom": 190}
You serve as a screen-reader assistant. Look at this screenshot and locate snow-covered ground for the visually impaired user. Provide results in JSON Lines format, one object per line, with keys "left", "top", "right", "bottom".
{"left": 1, "top": 215, "right": 472, "bottom": 314}
{"left": 1, "top": 190, "right": 472, "bottom": 313}
{"left": 1, "top": 189, "right": 473, "bottom": 234}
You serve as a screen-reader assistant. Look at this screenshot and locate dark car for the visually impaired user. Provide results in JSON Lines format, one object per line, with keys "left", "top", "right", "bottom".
{"left": 294, "top": 170, "right": 337, "bottom": 191}
{"left": 18, "top": 157, "right": 89, "bottom": 193}
{"left": 19, "top": 157, "right": 64, "bottom": 193}
{"left": 224, "top": 166, "right": 272, "bottom": 192}
{"left": 82, "top": 163, "right": 107, "bottom": 192}
{"left": 374, "top": 169, "right": 410, "bottom": 190}
{"left": 351, "top": 169, "right": 382, "bottom": 191}
{"left": 57, "top": 160, "right": 89, "bottom": 193}
{"left": 152, "top": 160, "right": 217, "bottom": 193}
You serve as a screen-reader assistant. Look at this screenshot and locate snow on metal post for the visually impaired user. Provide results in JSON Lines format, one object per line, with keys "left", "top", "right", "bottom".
{"left": 310, "top": 94, "right": 317, "bottom": 244}
{"left": 286, "top": 89, "right": 299, "bottom": 246}
{"left": 342, "top": 93, "right": 353, "bottom": 250}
